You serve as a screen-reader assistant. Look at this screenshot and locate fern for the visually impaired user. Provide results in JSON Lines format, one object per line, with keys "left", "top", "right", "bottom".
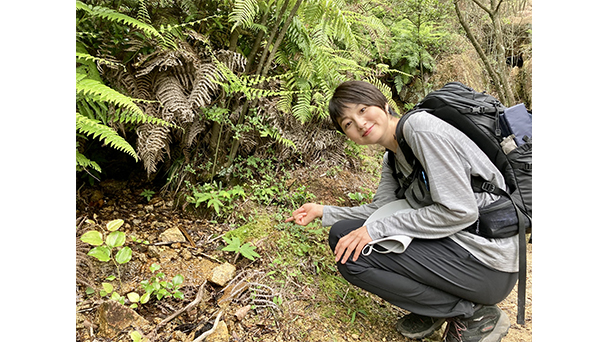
{"left": 76, "top": 112, "right": 139, "bottom": 161}
{"left": 229, "top": 0, "right": 259, "bottom": 31}
{"left": 137, "top": 0, "right": 151, "bottom": 24}
{"left": 76, "top": 73, "right": 173, "bottom": 128}
{"left": 76, "top": 0, "right": 168, "bottom": 47}
{"left": 76, "top": 150, "right": 102, "bottom": 173}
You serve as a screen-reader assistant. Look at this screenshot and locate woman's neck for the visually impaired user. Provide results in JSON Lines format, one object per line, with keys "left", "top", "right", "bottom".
{"left": 381, "top": 115, "right": 400, "bottom": 153}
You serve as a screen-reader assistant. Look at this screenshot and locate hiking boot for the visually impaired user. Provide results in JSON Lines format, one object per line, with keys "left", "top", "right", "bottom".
{"left": 443, "top": 305, "right": 510, "bottom": 342}
{"left": 396, "top": 313, "right": 445, "bottom": 339}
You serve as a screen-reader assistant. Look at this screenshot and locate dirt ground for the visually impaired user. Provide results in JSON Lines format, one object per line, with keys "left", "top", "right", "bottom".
{"left": 76, "top": 158, "right": 531, "bottom": 342}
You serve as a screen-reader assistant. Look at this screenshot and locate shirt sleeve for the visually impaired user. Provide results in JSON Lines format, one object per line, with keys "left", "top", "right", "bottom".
{"left": 321, "top": 152, "right": 401, "bottom": 227}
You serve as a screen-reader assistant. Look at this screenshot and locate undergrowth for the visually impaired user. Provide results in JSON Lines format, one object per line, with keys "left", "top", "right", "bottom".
{"left": 201, "top": 145, "right": 399, "bottom": 338}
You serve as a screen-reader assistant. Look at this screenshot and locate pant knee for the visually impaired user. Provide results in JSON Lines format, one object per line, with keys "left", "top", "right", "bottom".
{"left": 328, "top": 219, "right": 365, "bottom": 252}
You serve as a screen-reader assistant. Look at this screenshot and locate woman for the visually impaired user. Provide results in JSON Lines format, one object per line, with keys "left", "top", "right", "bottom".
{"left": 285, "top": 81, "right": 518, "bottom": 342}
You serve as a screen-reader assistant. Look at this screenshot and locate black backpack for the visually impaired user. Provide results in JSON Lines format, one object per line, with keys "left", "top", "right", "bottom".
{"left": 388, "top": 82, "right": 532, "bottom": 325}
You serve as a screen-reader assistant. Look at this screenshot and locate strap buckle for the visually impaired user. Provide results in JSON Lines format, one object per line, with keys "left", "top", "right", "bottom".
{"left": 481, "top": 182, "right": 496, "bottom": 193}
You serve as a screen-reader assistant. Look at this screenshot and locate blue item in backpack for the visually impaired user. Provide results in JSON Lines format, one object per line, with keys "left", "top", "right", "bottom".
{"left": 503, "top": 103, "right": 532, "bottom": 146}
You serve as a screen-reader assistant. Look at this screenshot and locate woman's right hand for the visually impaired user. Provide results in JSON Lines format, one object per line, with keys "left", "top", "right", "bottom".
{"left": 285, "top": 203, "right": 324, "bottom": 226}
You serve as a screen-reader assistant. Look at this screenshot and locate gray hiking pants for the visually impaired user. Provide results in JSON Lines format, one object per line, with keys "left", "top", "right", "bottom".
{"left": 328, "top": 219, "right": 517, "bottom": 318}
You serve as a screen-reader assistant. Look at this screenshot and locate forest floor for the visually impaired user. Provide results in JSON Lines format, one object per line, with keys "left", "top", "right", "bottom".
{"left": 75, "top": 146, "right": 531, "bottom": 342}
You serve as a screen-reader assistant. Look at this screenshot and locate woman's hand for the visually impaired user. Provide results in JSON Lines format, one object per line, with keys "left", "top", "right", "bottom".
{"left": 285, "top": 203, "right": 324, "bottom": 226}
{"left": 334, "top": 226, "right": 372, "bottom": 264}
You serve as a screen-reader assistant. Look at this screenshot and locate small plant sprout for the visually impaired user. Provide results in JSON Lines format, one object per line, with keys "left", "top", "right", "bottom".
{"left": 140, "top": 189, "right": 155, "bottom": 202}
{"left": 80, "top": 219, "right": 133, "bottom": 289}
{"left": 222, "top": 236, "right": 261, "bottom": 263}
{"left": 140, "top": 263, "right": 185, "bottom": 301}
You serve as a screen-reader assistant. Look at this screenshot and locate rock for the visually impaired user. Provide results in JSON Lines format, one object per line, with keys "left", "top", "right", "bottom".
{"left": 147, "top": 245, "right": 163, "bottom": 259}
{"left": 209, "top": 262, "right": 236, "bottom": 286}
{"left": 205, "top": 321, "right": 229, "bottom": 342}
{"left": 97, "top": 300, "right": 150, "bottom": 339}
{"left": 159, "top": 248, "right": 179, "bottom": 263}
{"left": 159, "top": 227, "right": 186, "bottom": 243}
{"left": 173, "top": 330, "right": 188, "bottom": 341}
{"left": 144, "top": 204, "right": 154, "bottom": 212}
{"left": 234, "top": 305, "right": 251, "bottom": 321}
{"left": 181, "top": 249, "right": 192, "bottom": 260}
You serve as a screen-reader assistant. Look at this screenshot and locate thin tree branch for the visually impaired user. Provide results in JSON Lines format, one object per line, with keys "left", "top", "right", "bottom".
{"left": 469, "top": 0, "right": 493, "bottom": 16}
{"left": 153, "top": 281, "right": 207, "bottom": 332}
{"left": 192, "top": 310, "right": 223, "bottom": 342}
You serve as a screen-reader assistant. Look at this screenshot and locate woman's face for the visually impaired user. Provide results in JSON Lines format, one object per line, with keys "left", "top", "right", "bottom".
{"left": 338, "top": 103, "right": 391, "bottom": 145}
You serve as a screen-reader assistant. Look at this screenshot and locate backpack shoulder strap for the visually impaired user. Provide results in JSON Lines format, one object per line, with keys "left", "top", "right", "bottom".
{"left": 395, "top": 110, "right": 423, "bottom": 167}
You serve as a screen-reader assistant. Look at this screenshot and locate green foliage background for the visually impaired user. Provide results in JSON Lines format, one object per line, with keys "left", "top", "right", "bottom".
{"left": 74, "top": 0, "right": 531, "bottom": 201}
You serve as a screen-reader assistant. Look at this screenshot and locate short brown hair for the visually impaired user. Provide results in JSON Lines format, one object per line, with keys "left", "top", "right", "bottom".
{"left": 328, "top": 81, "right": 391, "bottom": 133}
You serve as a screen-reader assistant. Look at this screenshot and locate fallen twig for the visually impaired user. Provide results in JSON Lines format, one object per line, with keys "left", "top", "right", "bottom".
{"left": 154, "top": 281, "right": 207, "bottom": 332}
{"left": 192, "top": 310, "right": 223, "bottom": 342}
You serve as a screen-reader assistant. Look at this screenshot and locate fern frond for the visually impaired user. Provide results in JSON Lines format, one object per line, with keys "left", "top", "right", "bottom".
{"left": 292, "top": 91, "right": 313, "bottom": 123}
{"left": 365, "top": 78, "right": 400, "bottom": 115}
{"left": 137, "top": 0, "right": 151, "bottom": 24}
{"left": 76, "top": 112, "right": 139, "bottom": 161}
{"left": 76, "top": 52, "right": 125, "bottom": 71}
{"left": 229, "top": 0, "right": 259, "bottom": 31}
{"left": 76, "top": 150, "right": 102, "bottom": 172}
{"left": 155, "top": 74, "right": 193, "bottom": 123}
{"left": 76, "top": 1, "right": 164, "bottom": 42}
{"left": 188, "top": 63, "right": 219, "bottom": 109}
{"left": 76, "top": 74, "right": 174, "bottom": 127}
{"left": 137, "top": 123, "right": 172, "bottom": 175}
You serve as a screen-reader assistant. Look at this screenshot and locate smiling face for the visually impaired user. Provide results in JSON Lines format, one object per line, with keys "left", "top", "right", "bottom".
{"left": 338, "top": 103, "right": 392, "bottom": 146}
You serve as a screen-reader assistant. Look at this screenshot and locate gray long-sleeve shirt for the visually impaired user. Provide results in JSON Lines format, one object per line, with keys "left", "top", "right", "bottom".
{"left": 322, "top": 111, "right": 519, "bottom": 273}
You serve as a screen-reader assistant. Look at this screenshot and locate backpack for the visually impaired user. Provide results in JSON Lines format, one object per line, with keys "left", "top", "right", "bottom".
{"left": 388, "top": 82, "right": 532, "bottom": 325}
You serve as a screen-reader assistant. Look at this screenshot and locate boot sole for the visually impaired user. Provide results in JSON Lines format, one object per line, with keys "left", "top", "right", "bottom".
{"left": 480, "top": 309, "right": 510, "bottom": 342}
{"left": 396, "top": 317, "right": 445, "bottom": 339}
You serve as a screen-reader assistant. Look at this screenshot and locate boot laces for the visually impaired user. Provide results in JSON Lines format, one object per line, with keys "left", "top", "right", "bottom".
{"left": 443, "top": 317, "right": 467, "bottom": 342}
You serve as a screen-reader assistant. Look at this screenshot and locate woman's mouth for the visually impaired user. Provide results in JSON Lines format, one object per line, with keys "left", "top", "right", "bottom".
{"left": 363, "top": 125, "right": 374, "bottom": 137}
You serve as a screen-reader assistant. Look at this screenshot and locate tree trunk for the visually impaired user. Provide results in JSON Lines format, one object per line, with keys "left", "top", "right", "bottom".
{"left": 454, "top": 0, "right": 515, "bottom": 106}
{"left": 261, "top": 0, "right": 304, "bottom": 77}
{"left": 227, "top": 0, "right": 303, "bottom": 167}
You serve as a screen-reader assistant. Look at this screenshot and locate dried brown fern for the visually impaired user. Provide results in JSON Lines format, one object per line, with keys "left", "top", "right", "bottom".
{"left": 155, "top": 73, "right": 193, "bottom": 123}
{"left": 137, "top": 123, "right": 172, "bottom": 174}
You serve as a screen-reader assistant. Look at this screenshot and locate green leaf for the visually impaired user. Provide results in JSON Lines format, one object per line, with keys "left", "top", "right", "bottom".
{"left": 88, "top": 246, "right": 111, "bottom": 262}
{"left": 150, "top": 263, "right": 161, "bottom": 273}
{"left": 130, "top": 303, "right": 138, "bottom": 309}
{"left": 221, "top": 236, "right": 241, "bottom": 252}
{"left": 140, "top": 292, "right": 151, "bottom": 304}
{"left": 102, "top": 282, "right": 114, "bottom": 293}
{"left": 111, "top": 292, "right": 121, "bottom": 301}
{"left": 106, "top": 231, "right": 126, "bottom": 248}
{"left": 116, "top": 246, "right": 133, "bottom": 264}
{"left": 240, "top": 242, "right": 261, "bottom": 261}
{"left": 172, "top": 274, "right": 184, "bottom": 287}
{"left": 81, "top": 231, "right": 104, "bottom": 246}
{"left": 106, "top": 219, "right": 124, "bottom": 232}
{"left": 127, "top": 292, "right": 140, "bottom": 303}
{"left": 85, "top": 287, "right": 96, "bottom": 295}
{"left": 173, "top": 291, "right": 184, "bottom": 300}
{"left": 106, "top": 275, "right": 117, "bottom": 281}
{"left": 130, "top": 330, "right": 143, "bottom": 342}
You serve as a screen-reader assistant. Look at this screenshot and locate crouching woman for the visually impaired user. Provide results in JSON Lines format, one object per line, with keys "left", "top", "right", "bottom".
{"left": 286, "top": 81, "right": 518, "bottom": 342}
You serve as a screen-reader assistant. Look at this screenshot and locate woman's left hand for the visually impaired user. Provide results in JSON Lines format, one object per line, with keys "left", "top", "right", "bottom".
{"left": 334, "top": 226, "right": 372, "bottom": 264}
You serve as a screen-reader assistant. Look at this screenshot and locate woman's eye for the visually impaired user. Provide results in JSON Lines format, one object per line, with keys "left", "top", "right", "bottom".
{"left": 360, "top": 107, "right": 366, "bottom": 113}
{"left": 344, "top": 121, "right": 352, "bottom": 129}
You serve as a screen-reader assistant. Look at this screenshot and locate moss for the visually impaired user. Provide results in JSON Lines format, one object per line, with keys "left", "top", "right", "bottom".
{"left": 224, "top": 212, "right": 275, "bottom": 243}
